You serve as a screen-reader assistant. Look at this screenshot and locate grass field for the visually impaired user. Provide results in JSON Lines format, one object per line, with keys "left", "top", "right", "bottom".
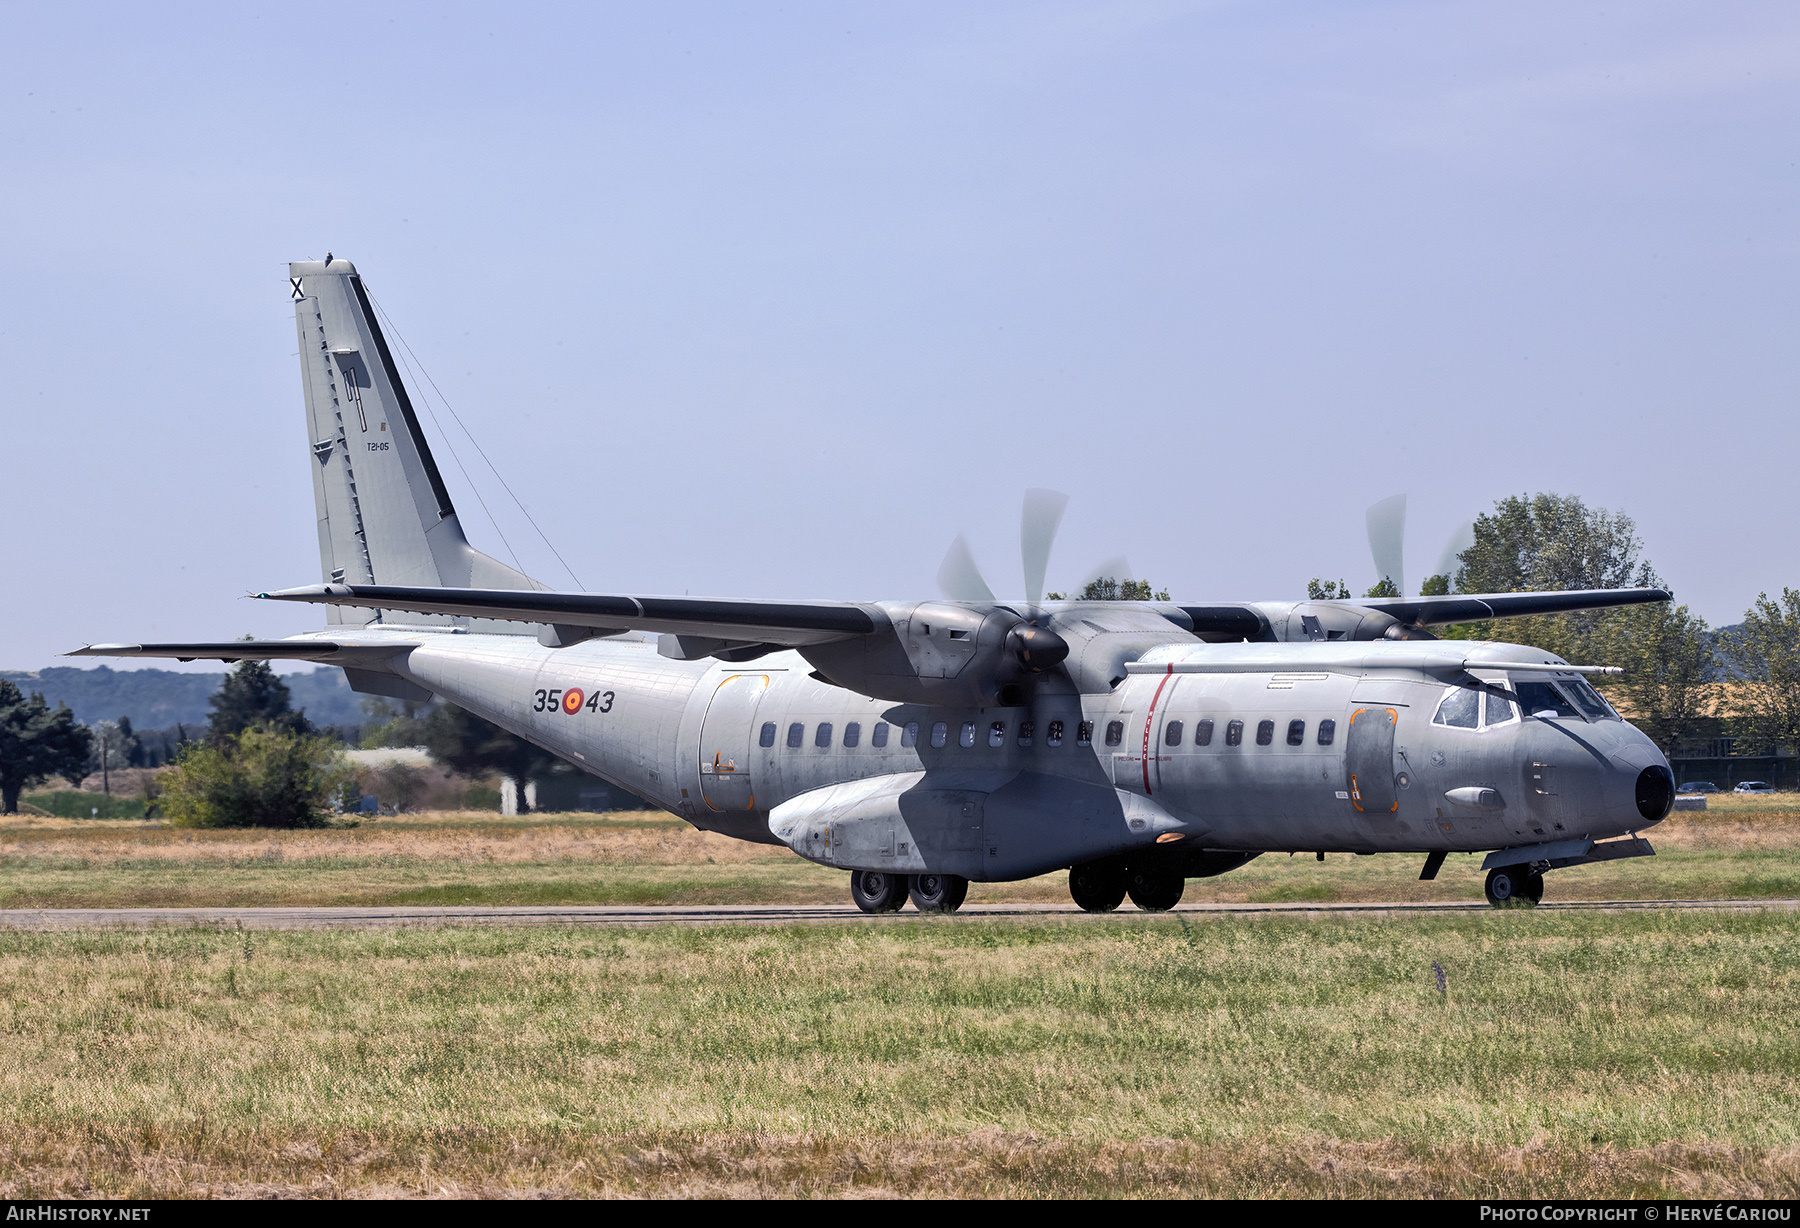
{"left": 0, "top": 794, "right": 1796, "bottom": 910}
{"left": 1, "top": 796, "right": 1795, "bottom": 1197}
{"left": 0, "top": 912, "right": 1795, "bottom": 1197}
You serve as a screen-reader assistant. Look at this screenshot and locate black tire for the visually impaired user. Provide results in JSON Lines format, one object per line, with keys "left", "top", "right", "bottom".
{"left": 908, "top": 872, "right": 969, "bottom": 913}
{"left": 1484, "top": 864, "right": 1538, "bottom": 908}
{"left": 1126, "top": 868, "right": 1184, "bottom": 912}
{"left": 850, "top": 870, "right": 908, "bottom": 914}
{"left": 1069, "top": 863, "right": 1128, "bottom": 913}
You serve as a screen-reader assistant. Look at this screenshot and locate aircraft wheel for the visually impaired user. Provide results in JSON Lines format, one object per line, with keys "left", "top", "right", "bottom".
{"left": 1069, "top": 864, "right": 1128, "bottom": 913}
{"left": 1126, "top": 868, "right": 1185, "bottom": 912}
{"left": 908, "top": 873, "right": 969, "bottom": 913}
{"left": 1520, "top": 871, "right": 1545, "bottom": 905}
{"left": 850, "top": 870, "right": 909, "bottom": 914}
{"left": 1484, "top": 864, "right": 1539, "bottom": 908}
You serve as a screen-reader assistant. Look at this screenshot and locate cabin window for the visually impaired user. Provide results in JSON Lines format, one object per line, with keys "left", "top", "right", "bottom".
{"left": 1047, "top": 720, "right": 1064, "bottom": 747}
{"left": 989, "top": 721, "right": 1006, "bottom": 747}
{"left": 1165, "top": 720, "right": 1184, "bottom": 746}
{"left": 844, "top": 722, "right": 861, "bottom": 748}
{"left": 1195, "top": 718, "right": 1214, "bottom": 746}
{"left": 759, "top": 722, "right": 776, "bottom": 748}
{"left": 1077, "top": 721, "right": 1093, "bottom": 747}
{"left": 815, "top": 722, "right": 833, "bottom": 748}
{"left": 960, "top": 722, "right": 977, "bottom": 748}
{"left": 1433, "top": 688, "right": 1481, "bottom": 730}
{"left": 1018, "top": 721, "right": 1034, "bottom": 747}
{"left": 872, "top": 722, "right": 890, "bottom": 747}
{"left": 1226, "top": 719, "right": 1244, "bottom": 747}
{"left": 931, "top": 722, "right": 948, "bottom": 748}
{"left": 901, "top": 722, "right": 919, "bottom": 748}
{"left": 1287, "top": 719, "right": 1305, "bottom": 746}
{"left": 1482, "top": 694, "right": 1515, "bottom": 728}
{"left": 1256, "top": 719, "right": 1274, "bottom": 746}
{"left": 1317, "top": 718, "right": 1335, "bottom": 746}
{"left": 1105, "top": 720, "right": 1124, "bottom": 747}
{"left": 786, "top": 722, "right": 804, "bottom": 749}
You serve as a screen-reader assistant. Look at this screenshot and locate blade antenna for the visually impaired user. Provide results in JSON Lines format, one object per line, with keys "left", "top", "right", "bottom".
{"left": 1020, "top": 488, "right": 1069, "bottom": 616}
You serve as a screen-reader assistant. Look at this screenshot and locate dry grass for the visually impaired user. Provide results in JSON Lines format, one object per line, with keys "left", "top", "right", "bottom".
{"left": 0, "top": 798, "right": 1796, "bottom": 909}
{"left": 2, "top": 1127, "right": 1793, "bottom": 1198}
{"left": 0, "top": 913, "right": 1794, "bottom": 1198}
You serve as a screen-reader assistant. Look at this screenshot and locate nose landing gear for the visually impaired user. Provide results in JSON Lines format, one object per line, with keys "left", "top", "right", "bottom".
{"left": 1484, "top": 863, "right": 1545, "bottom": 908}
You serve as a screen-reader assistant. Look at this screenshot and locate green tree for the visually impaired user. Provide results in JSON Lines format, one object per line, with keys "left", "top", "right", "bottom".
{"left": 161, "top": 725, "right": 350, "bottom": 829}
{"left": 1596, "top": 603, "right": 1718, "bottom": 757}
{"left": 422, "top": 705, "right": 557, "bottom": 813}
{"left": 208, "top": 656, "right": 312, "bottom": 740}
{"left": 1455, "top": 493, "right": 1662, "bottom": 595}
{"left": 1418, "top": 575, "right": 1451, "bottom": 597}
{"left": 0, "top": 680, "right": 93, "bottom": 814}
{"left": 1442, "top": 494, "right": 1665, "bottom": 660}
{"left": 1363, "top": 578, "right": 1401, "bottom": 598}
{"left": 1047, "top": 577, "right": 1170, "bottom": 601}
{"left": 1722, "top": 589, "right": 1800, "bottom": 757}
{"left": 1307, "top": 578, "right": 1349, "bottom": 600}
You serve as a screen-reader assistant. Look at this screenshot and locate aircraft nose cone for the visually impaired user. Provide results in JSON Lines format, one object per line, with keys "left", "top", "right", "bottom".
{"left": 1604, "top": 724, "right": 1675, "bottom": 825}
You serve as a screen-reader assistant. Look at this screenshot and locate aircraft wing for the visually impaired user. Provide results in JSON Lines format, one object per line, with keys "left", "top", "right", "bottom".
{"left": 65, "top": 638, "right": 421, "bottom": 664}
{"left": 1346, "top": 587, "right": 1672, "bottom": 626}
{"left": 258, "top": 584, "right": 877, "bottom": 646}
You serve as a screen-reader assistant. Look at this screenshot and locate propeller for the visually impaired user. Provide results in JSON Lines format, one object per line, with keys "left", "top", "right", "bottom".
{"left": 1019, "top": 487, "right": 1069, "bottom": 610}
{"left": 936, "top": 534, "right": 995, "bottom": 604}
{"left": 934, "top": 489, "right": 1077, "bottom": 675}
{"left": 1365, "top": 494, "right": 1407, "bottom": 596}
{"left": 1361, "top": 493, "right": 1476, "bottom": 598}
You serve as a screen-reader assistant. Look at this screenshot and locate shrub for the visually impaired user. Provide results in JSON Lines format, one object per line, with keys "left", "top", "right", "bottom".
{"left": 161, "top": 726, "right": 351, "bottom": 829}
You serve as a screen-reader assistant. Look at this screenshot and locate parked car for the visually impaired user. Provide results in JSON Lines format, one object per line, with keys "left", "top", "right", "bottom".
{"left": 1677, "top": 781, "right": 1719, "bottom": 794}
{"left": 1734, "top": 781, "right": 1777, "bottom": 794}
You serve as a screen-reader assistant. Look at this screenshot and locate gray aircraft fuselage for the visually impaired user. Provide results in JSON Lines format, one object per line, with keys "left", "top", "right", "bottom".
{"left": 372, "top": 624, "right": 1664, "bottom": 883}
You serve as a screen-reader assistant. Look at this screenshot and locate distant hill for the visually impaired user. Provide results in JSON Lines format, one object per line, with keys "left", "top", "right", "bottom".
{"left": 0, "top": 665, "right": 367, "bottom": 729}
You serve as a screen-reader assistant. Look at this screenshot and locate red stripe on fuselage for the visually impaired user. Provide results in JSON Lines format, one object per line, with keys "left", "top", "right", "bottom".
{"left": 1142, "top": 663, "right": 1175, "bottom": 795}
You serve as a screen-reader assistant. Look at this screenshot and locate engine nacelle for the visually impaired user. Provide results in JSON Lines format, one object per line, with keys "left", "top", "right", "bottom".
{"left": 800, "top": 601, "right": 1071, "bottom": 707}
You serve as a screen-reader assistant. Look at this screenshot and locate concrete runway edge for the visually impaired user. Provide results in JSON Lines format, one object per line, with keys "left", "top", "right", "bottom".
{"left": 0, "top": 899, "right": 1794, "bottom": 929}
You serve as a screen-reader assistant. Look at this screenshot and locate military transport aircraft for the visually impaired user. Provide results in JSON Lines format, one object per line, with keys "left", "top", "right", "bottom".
{"left": 71, "top": 258, "right": 1678, "bottom": 912}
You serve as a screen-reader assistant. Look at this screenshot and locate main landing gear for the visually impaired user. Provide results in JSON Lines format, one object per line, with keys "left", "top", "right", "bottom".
{"left": 849, "top": 870, "right": 968, "bottom": 914}
{"left": 1483, "top": 863, "right": 1545, "bottom": 908}
{"left": 1068, "top": 862, "right": 1185, "bottom": 912}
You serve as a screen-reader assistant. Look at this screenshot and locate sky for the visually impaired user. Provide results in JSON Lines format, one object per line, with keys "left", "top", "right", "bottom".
{"left": 4, "top": 1, "right": 1796, "bottom": 672}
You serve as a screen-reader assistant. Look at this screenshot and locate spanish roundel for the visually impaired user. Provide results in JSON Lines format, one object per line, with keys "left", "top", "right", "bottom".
{"left": 562, "top": 687, "right": 585, "bottom": 715}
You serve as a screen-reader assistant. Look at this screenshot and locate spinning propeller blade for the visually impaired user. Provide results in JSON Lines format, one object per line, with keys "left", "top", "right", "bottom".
{"left": 936, "top": 533, "right": 995, "bottom": 603}
{"left": 1020, "top": 488, "right": 1069, "bottom": 609}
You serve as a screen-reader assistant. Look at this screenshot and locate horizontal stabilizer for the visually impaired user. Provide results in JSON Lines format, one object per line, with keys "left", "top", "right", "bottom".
{"left": 66, "top": 639, "right": 417, "bottom": 664}
{"left": 1350, "top": 587, "right": 1671, "bottom": 626}
{"left": 259, "top": 583, "right": 876, "bottom": 646}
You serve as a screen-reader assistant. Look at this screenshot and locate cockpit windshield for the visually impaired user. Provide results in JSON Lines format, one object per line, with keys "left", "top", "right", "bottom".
{"left": 1563, "top": 678, "right": 1617, "bottom": 720}
{"left": 1514, "top": 680, "right": 1581, "bottom": 719}
{"left": 1510, "top": 676, "right": 1618, "bottom": 721}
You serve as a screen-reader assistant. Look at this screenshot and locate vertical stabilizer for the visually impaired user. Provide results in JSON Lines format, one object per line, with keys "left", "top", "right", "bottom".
{"left": 290, "top": 257, "right": 541, "bottom": 627}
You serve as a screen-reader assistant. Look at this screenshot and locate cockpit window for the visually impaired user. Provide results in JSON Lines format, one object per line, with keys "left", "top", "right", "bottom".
{"left": 1564, "top": 679, "right": 1617, "bottom": 721}
{"left": 1483, "top": 692, "right": 1517, "bottom": 727}
{"left": 1515, "top": 680, "right": 1581, "bottom": 720}
{"left": 1433, "top": 688, "right": 1481, "bottom": 730}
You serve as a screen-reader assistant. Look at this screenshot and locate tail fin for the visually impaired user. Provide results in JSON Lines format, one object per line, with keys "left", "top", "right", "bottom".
{"left": 290, "top": 257, "right": 540, "bottom": 627}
